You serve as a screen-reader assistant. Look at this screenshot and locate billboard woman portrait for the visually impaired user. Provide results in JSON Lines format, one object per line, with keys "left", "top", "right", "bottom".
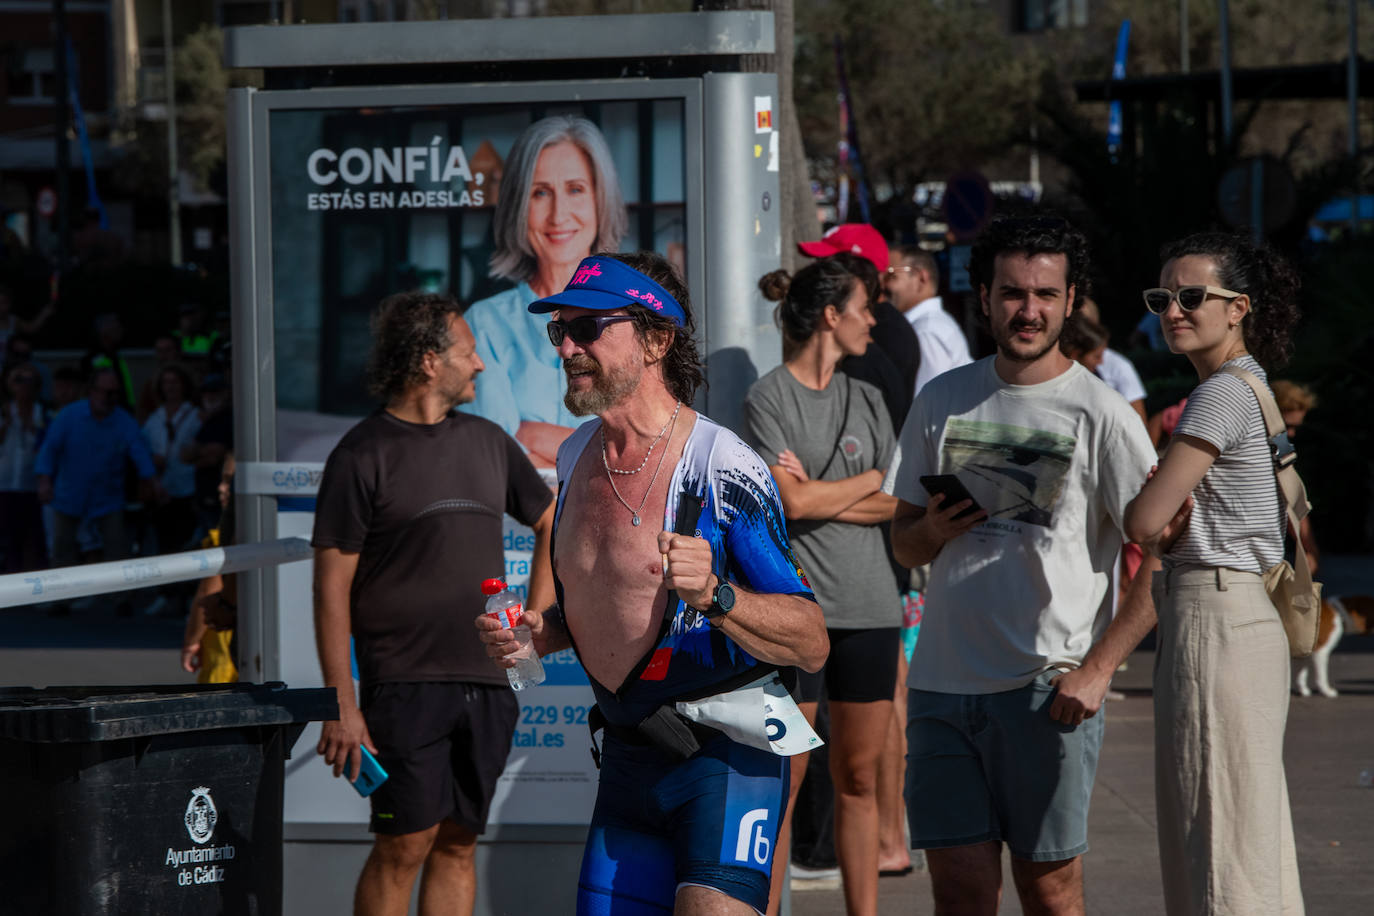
{"left": 460, "top": 115, "right": 628, "bottom": 467}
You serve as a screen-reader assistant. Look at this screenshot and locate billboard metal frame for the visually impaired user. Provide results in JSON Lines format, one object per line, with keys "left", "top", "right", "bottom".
{"left": 230, "top": 78, "right": 707, "bottom": 685}
{"left": 223, "top": 11, "right": 775, "bottom": 69}
{"left": 225, "top": 15, "right": 782, "bottom": 910}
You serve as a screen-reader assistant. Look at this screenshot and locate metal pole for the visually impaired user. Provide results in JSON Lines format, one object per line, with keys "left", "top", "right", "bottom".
{"left": 1349, "top": 0, "right": 1360, "bottom": 236}
{"left": 162, "top": 0, "right": 182, "bottom": 265}
{"left": 1218, "top": 0, "right": 1233, "bottom": 146}
{"left": 54, "top": 0, "right": 70, "bottom": 277}
{"left": 0, "top": 538, "right": 312, "bottom": 609}
{"left": 1180, "top": 0, "right": 1190, "bottom": 74}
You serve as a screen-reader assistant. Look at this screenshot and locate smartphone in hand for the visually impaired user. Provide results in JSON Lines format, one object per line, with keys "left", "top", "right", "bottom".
{"left": 352, "top": 746, "right": 389, "bottom": 798}
{"left": 919, "top": 474, "right": 984, "bottom": 521}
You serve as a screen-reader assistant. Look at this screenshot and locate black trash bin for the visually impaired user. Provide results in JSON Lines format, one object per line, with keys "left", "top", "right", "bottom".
{"left": 0, "top": 682, "right": 337, "bottom": 916}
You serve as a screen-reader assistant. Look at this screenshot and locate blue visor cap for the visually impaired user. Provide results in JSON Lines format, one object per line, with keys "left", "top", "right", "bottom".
{"left": 527, "top": 257, "right": 687, "bottom": 327}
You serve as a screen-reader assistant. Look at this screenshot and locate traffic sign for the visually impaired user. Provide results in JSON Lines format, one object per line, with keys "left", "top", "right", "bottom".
{"left": 36, "top": 187, "right": 57, "bottom": 218}
{"left": 943, "top": 171, "right": 994, "bottom": 242}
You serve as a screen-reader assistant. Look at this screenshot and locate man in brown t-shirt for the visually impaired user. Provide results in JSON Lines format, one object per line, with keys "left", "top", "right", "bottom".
{"left": 312, "top": 291, "right": 554, "bottom": 916}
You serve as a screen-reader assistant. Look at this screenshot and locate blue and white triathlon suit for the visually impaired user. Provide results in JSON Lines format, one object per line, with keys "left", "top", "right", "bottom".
{"left": 552, "top": 414, "right": 815, "bottom": 916}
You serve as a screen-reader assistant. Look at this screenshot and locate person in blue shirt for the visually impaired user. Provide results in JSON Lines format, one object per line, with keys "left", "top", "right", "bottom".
{"left": 460, "top": 115, "right": 628, "bottom": 468}
{"left": 35, "top": 367, "right": 159, "bottom": 611}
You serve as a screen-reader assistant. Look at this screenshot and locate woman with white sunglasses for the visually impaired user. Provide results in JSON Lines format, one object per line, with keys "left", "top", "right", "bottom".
{"left": 1124, "top": 232, "right": 1304, "bottom": 915}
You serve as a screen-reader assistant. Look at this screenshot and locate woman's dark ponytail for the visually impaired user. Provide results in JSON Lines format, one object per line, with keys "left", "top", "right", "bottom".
{"left": 759, "top": 257, "right": 869, "bottom": 347}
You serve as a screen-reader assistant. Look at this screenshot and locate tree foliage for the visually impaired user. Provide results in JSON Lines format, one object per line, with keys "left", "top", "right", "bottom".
{"left": 112, "top": 25, "right": 261, "bottom": 200}
{"left": 793, "top": 0, "right": 1043, "bottom": 197}
{"left": 1051, "top": 0, "right": 1374, "bottom": 173}
{"left": 543, "top": 0, "right": 687, "bottom": 13}
{"left": 1056, "top": 0, "right": 1374, "bottom": 77}
{"left": 174, "top": 25, "right": 237, "bottom": 190}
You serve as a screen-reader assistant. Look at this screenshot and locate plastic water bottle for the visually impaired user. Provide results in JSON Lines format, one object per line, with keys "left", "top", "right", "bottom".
{"left": 482, "top": 578, "right": 545, "bottom": 690}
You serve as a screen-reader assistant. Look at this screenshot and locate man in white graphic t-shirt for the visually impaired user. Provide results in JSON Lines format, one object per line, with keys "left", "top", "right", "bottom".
{"left": 884, "top": 215, "right": 1160, "bottom": 916}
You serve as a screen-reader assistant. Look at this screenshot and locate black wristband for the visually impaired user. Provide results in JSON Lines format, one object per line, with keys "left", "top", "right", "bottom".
{"left": 545, "top": 603, "right": 566, "bottom": 632}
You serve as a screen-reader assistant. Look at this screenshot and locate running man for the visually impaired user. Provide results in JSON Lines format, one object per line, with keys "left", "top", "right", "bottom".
{"left": 477, "top": 252, "right": 829, "bottom": 915}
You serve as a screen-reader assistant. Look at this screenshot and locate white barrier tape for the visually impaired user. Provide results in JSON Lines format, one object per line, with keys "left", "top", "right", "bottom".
{"left": 237, "top": 462, "right": 327, "bottom": 497}
{"left": 0, "top": 537, "right": 313, "bottom": 608}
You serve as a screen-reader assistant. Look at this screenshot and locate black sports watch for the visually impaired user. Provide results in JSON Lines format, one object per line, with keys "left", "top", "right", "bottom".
{"left": 703, "top": 579, "right": 736, "bottom": 625}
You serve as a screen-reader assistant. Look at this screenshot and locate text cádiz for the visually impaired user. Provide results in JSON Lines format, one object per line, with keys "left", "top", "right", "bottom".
{"left": 166, "top": 844, "right": 235, "bottom": 886}
{"left": 306, "top": 189, "right": 484, "bottom": 211}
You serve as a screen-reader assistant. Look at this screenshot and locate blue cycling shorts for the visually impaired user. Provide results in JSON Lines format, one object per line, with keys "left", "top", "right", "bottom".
{"left": 577, "top": 733, "right": 789, "bottom": 915}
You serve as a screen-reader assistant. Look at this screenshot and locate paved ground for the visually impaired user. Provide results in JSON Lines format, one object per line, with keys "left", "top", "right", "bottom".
{"left": 3, "top": 559, "right": 1372, "bottom": 914}
{"left": 0, "top": 594, "right": 196, "bottom": 688}
{"left": 788, "top": 556, "right": 1374, "bottom": 914}
{"left": 788, "top": 640, "right": 1374, "bottom": 915}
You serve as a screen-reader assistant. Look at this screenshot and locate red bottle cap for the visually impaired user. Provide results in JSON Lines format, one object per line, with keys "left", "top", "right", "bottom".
{"left": 480, "top": 578, "right": 506, "bottom": 596}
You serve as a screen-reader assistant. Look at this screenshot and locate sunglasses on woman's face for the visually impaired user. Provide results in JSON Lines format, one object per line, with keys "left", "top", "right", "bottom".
{"left": 1142, "top": 285, "right": 1242, "bottom": 315}
{"left": 546, "top": 314, "right": 636, "bottom": 347}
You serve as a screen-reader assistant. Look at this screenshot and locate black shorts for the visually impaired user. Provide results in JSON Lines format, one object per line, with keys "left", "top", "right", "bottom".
{"left": 361, "top": 681, "right": 519, "bottom": 836}
{"left": 795, "top": 627, "right": 900, "bottom": 704}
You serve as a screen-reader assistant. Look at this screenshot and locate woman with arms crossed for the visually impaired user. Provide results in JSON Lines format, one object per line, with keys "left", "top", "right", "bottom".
{"left": 1125, "top": 232, "right": 1304, "bottom": 916}
{"left": 745, "top": 255, "right": 899, "bottom": 916}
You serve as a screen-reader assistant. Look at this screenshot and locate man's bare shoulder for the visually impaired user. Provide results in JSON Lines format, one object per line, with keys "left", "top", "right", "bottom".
{"left": 554, "top": 418, "right": 601, "bottom": 479}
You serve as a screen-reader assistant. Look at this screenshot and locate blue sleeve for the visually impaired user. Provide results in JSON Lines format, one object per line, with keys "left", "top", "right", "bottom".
{"left": 718, "top": 446, "right": 814, "bottom": 599}
{"left": 34, "top": 410, "right": 66, "bottom": 477}
{"left": 124, "top": 414, "right": 158, "bottom": 479}
{"left": 458, "top": 297, "right": 521, "bottom": 437}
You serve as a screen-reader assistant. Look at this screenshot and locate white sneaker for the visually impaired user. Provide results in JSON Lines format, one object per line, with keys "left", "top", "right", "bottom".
{"left": 789, "top": 864, "right": 841, "bottom": 890}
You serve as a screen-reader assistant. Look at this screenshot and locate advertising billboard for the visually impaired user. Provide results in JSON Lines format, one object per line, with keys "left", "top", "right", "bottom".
{"left": 256, "top": 86, "right": 699, "bottom": 827}
{"left": 269, "top": 98, "right": 689, "bottom": 455}
{"left": 225, "top": 12, "right": 782, "bottom": 908}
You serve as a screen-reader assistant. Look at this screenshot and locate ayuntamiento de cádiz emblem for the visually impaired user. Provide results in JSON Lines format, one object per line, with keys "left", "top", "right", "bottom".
{"left": 184, "top": 787, "right": 218, "bottom": 845}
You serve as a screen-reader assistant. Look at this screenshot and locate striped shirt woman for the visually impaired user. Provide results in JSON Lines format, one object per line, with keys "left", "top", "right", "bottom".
{"left": 1125, "top": 232, "right": 1305, "bottom": 916}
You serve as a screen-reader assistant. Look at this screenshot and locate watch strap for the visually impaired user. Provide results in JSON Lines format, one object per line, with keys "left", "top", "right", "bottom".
{"left": 703, "top": 580, "right": 734, "bottom": 622}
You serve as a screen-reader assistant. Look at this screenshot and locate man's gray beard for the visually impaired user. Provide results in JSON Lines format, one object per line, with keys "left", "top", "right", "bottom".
{"left": 564, "top": 363, "right": 641, "bottom": 416}
{"left": 440, "top": 378, "right": 475, "bottom": 411}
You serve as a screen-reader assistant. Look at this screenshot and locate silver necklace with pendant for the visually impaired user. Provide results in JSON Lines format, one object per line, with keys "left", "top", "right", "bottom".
{"left": 603, "top": 400, "right": 680, "bottom": 475}
{"left": 602, "top": 403, "right": 681, "bottom": 526}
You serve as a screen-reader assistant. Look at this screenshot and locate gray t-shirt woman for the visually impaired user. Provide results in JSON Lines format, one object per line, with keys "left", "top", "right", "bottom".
{"left": 744, "top": 367, "right": 900, "bottom": 628}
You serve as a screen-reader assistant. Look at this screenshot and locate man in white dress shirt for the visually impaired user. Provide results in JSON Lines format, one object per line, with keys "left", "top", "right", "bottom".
{"left": 1076, "top": 297, "right": 1147, "bottom": 423}
{"left": 883, "top": 246, "right": 973, "bottom": 394}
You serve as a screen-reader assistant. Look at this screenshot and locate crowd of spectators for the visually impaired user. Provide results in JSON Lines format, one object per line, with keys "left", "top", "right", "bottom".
{"left": 3, "top": 208, "right": 1334, "bottom": 915}
{"left": 742, "top": 223, "right": 1327, "bottom": 911}
{"left": 0, "top": 285, "right": 234, "bottom": 619}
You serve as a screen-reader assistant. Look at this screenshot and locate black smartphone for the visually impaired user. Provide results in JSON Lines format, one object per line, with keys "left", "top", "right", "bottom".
{"left": 353, "top": 746, "right": 390, "bottom": 798}
{"left": 919, "top": 474, "right": 984, "bottom": 521}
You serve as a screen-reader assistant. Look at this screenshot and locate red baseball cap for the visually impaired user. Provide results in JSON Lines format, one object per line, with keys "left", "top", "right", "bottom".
{"left": 797, "top": 224, "right": 889, "bottom": 273}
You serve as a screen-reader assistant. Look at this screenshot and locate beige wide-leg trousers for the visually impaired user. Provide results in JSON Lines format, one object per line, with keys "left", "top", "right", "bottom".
{"left": 1152, "top": 563, "right": 1304, "bottom": 916}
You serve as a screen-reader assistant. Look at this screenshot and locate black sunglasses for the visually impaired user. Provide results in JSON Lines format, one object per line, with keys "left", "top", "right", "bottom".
{"left": 1142, "top": 285, "right": 1242, "bottom": 315}
{"left": 546, "top": 315, "right": 636, "bottom": 347}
